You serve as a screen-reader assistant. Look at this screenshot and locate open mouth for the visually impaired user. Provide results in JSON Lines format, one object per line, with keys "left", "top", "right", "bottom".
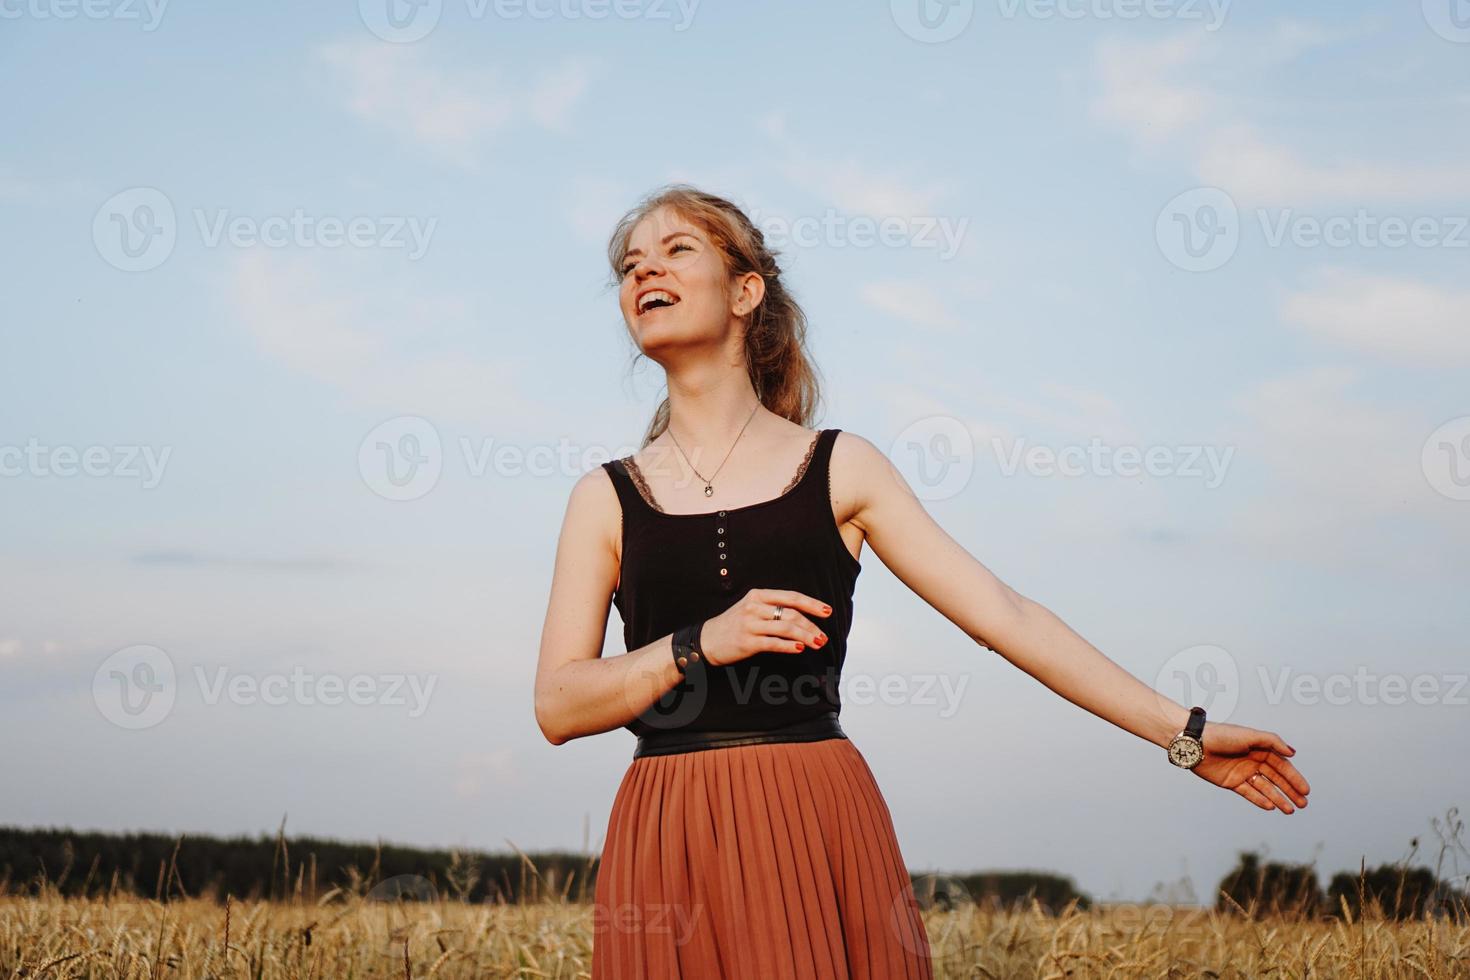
{"left": 636, "top": 289, "right": 681, "bottom": 317}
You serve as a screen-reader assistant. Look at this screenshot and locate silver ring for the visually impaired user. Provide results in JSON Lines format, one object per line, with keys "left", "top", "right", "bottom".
{"left": 771, "top": 606, "right": 784, "bottom": 621}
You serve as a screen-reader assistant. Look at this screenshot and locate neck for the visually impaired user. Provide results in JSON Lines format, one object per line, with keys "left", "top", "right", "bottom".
{"left": 662, "top": 361, "right": 766, "bottom": 467}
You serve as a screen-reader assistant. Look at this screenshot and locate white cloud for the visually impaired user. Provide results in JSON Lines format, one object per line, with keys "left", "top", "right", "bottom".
{"left": 1218, "top": 365, "right": 1467, "bottom": 567}
{"left": 0, "top": 169, "right": 94, "bottom": 205}
{"left": 1281, "top": 269, "right": 1470, "bottom": 365}
{"left": 783, "top": 153, "right": 953, "bottom": 217}
{"left": 859, "top": 279, "right": 963, "bottom": 331}
{"left": 1090, "top": 21, "right": 1465, "bottom": 205}
{"left": 1091, "top": 33, "right": 1216, "bottom": 150}
{"left": 313, "top": 40, "right": 591, "bottom": 168}
{"left": 1197, "top": 124, "right": 1469, "bottom": 207}
{"left": 230, "top": 251, "right": 538, "bottom": 423}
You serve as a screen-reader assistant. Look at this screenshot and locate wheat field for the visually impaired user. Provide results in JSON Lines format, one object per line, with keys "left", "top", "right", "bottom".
{"left": 3, "top": 891, "right": 1467, "bottom": 979}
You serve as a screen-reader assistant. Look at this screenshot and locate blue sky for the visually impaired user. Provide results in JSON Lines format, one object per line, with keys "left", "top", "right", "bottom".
{"left": 2, "top": 0, "right": 1468, "bottom": 902}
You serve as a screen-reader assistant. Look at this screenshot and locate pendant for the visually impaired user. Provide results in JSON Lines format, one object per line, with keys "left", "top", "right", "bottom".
{"left": 703, "top": 484, "right": 714, "bottom": 497}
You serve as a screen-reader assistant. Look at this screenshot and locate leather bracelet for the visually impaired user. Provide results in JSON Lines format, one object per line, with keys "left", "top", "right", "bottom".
{"left": 672, "top": 621, "right": 706, "bottom": 674}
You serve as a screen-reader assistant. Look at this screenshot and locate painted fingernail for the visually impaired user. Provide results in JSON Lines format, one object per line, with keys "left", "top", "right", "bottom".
{"left": 814, "top": 635, "right": 827, "bottom": 647}
{"left": 795, "top": 643, "right": 804, "bottom": 651}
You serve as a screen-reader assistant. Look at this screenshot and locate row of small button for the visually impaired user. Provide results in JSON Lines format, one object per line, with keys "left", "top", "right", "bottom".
{"left": 717, "top": 510, "right": 731, "bottom": 589}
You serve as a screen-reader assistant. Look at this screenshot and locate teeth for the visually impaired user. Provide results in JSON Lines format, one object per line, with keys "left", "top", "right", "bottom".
{"left": 638, "top": 290, "right": 679, "bottom": 314}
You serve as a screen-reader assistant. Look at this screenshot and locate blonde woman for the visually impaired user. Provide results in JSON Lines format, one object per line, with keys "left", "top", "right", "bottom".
{"left": 534, "top": 185, "right": 1310, "bottom": 978}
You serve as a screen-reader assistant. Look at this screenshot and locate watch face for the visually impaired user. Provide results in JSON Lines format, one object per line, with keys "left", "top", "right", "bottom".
{"left": 1168, "top": 735, "right": 1204, "bottom": 769}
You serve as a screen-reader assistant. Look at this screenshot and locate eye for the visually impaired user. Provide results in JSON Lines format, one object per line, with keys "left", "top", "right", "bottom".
{"left": 620, "top": 240, "right": 696, "bottom": 276}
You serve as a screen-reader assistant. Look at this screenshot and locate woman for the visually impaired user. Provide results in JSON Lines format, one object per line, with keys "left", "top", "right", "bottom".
{"left": 533, "top": 185, "right": 1311, "bottom": 979}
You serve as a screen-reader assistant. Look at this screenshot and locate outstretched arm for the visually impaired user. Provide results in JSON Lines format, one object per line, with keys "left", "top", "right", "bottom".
{"left": 834, "top": 432, "right": 1310, "bottom": 814}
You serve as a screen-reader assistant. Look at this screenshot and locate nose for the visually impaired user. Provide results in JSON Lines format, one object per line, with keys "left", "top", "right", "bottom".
{"left": 631, "top": 253, "right": 665, "bottom": 283}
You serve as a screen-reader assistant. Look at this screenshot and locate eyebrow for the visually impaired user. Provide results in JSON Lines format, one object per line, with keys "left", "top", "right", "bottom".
{"left": 622, "top": 231, "right": 698, "bottom": 261}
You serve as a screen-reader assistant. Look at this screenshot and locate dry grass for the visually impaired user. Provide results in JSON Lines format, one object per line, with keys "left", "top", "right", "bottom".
{"left": 3, "top": 892, "right": 1468, "bottom": 979}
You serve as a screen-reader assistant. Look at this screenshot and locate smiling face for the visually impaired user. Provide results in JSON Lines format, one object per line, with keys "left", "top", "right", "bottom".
{"left": 616, "top": 205, "right": 762, "bottom": 352}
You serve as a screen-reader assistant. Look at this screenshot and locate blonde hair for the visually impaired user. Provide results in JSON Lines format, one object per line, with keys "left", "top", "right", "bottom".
{"left": 607, "top": 184, "right": 822, "bottom": 448}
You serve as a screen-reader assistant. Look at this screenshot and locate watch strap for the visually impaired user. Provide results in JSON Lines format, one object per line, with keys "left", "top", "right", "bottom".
{"left": 1184, "top": 705, "right": 1206, "bottom": 741}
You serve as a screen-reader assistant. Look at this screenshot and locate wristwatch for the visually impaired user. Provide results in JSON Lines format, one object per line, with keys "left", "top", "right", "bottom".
{"left": 1166, "top": 706, "right": 1207, "bottom": 769}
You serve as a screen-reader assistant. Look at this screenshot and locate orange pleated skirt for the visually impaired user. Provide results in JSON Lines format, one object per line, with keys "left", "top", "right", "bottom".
{"left": 591, "top": 735, "right": 935, "bottom": 979}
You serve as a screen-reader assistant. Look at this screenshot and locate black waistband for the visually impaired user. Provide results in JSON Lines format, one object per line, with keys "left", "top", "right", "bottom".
{"left": 633, "top": 711, "right": 847, "bottom": 759}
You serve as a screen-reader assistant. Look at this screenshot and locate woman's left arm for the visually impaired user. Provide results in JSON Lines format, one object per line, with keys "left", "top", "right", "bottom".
{"left": 836, "top": 432, "right": 1310, "bottom": 814}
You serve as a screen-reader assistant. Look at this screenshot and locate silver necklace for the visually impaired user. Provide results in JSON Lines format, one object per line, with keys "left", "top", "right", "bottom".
{"left": 666, "top": 402, "right": 762, "bottom": 498}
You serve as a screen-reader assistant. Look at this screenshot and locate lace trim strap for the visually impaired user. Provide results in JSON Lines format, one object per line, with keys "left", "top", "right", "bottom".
{"left": 781, "top": 429, "right": 823, "bottom": 495}
{"left": 620, "top": 456, "right": 666, "bottom": 513}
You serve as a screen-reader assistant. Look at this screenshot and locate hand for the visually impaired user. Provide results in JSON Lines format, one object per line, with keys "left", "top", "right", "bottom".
{"left": 699, "top": 588, "right": 831, "bottom": 667}
{"left": 1192, "top": 723, "right": 1311, "bottom": 814}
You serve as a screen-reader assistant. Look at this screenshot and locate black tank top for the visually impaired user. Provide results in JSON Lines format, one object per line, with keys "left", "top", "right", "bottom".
{"left": 601, "top": 428, "right": 862, "bottom": 738}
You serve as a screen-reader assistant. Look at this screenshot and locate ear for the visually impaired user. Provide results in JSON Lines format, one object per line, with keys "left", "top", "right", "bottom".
{"left": 730, "top": 271, "right": 767, "bottom": 316}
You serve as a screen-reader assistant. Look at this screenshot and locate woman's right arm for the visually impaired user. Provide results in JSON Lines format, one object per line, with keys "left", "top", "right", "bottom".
{"left": 533, "top": 468, "right": 686, "bottom": 744}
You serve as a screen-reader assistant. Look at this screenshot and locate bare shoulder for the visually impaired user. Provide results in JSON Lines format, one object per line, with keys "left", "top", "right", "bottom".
{"left": 830, "top": 429, "right": 897, "bottom": 484}
{"left": 561, "top": 462, "right": 624, "bottom": 563}
{"left": 828, "top": 429, "right": 900, "bottom": 525}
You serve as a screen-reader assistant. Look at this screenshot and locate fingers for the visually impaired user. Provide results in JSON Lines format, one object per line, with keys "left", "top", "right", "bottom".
{"left": 1264, "top": 756, "right": 1311, "bottom": 805}
{"left": 749, "top": 590, "right": 831, "bottom": 653}
{"left": 1262, "top": 730, "right": 1295, "bottom": 757}
{"left": 1236, "top": 779, "right": 1277, "bottom": 812}
{"left": 1247, "top": 772, "right": 1298, "bottom": 814}
{"left": 756, "top": 588, "right": 832, "bottom": 621}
